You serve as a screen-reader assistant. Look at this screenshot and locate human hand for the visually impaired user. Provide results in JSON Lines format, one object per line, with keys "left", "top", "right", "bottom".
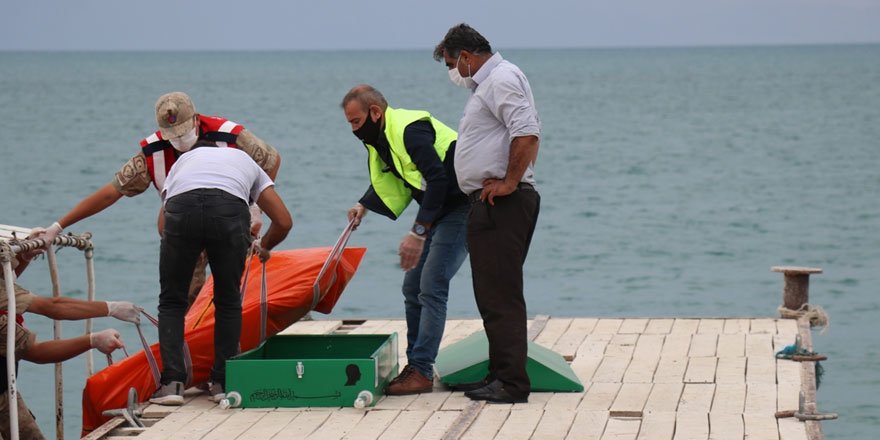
{"left": 31, "top": 222, "right": 63, "bottom": 248}
{"left": 107, "top": 301, "right": 142, "bottom": 324}
{"left": 249, "top": 204, "right": 263, "bottom": 238}
{"left": 256, "top": 239, "right": 271, "bottom": 263}
{"left": 398, "top": 232, "right": 425, "bottom": 271}
{"left": 480, "top": 179, "right": 517, "bottom": 206}
{"left": 347, "top": 203, "right": 366, "bottom": 230}
{"left": 90, "top": 328, "right": 125, "bottom": 354}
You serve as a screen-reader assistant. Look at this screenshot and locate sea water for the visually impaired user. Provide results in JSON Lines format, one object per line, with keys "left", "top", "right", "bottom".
{"left": 1, "top": 46, "right": 878, "bottom": 438}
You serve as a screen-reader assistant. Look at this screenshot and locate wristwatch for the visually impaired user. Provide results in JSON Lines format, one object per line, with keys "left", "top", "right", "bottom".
{"left": 411, "top": 223, "right": 428, "bottom": 237}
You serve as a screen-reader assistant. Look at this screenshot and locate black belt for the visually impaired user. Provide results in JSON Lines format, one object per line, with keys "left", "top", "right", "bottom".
{"left": 468, "top": 182, "right": 534, "bottom": 203}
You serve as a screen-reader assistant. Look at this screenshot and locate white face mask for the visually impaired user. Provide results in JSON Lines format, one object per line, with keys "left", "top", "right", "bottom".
{"left": 448, "top": 54, "right": 476, "bottom": 89}
{"left": 168, "top": 126, "right": 198, "bottom": 152}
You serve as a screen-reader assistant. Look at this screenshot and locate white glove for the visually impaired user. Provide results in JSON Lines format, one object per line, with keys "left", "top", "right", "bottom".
{"left": 347, "top": 203, "right": 366, "bottom": 230}
{"left": 33, "top": 222, "right": 63, "bottom": 247}
{"left": 249, "top": 204, "right": 263, "bottom": 237}
{"left": 107, "top": 301, "right": 142, "bottom": 324}
{"left": 90, "top": 329, "right": 124, "bottom": 354}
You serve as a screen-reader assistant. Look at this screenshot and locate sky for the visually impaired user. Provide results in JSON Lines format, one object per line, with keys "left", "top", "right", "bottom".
{"left": 2, "top": 0, "right": 879, "bottom": 50}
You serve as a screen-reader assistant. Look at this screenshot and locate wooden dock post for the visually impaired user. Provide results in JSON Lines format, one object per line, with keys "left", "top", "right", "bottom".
{"left": 771, "top": 266, "right": 823, "bottom": 310}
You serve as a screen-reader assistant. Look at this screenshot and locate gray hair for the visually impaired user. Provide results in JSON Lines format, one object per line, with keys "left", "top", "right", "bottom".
{"left": 433, "top": 23, "right": 493, "bottom": 61}
{"left": 340, "top": 84, "right": 388, "bottom": 111}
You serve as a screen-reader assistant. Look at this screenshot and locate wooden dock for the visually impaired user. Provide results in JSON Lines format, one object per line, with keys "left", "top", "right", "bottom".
{"left": 86, "top": 316, "right": 824, "bottom": 440}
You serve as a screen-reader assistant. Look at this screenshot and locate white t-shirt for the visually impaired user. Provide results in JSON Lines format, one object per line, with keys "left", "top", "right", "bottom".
{"left": 162, "top": 147, "right": 274, "bottom": 205}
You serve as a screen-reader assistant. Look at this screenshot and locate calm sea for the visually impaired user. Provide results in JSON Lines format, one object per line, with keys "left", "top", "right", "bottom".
{"left": 1, "top": 46, "right": 878, "bottom": 439}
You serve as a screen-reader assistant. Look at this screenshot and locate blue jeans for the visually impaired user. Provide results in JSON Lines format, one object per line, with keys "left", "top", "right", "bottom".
{"left": 159, "top": 189, "right": 251, "bottom": 387}
{"left": 401, "top": 203, "right": 469, "bottom": 379}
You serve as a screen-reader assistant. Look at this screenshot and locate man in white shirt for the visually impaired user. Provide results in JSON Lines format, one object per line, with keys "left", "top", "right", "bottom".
{"left": 434, "top": 23, "right": 541, "bottom": 404}
{"left": 149, "top": 141, "right": 292, "bottom": 406}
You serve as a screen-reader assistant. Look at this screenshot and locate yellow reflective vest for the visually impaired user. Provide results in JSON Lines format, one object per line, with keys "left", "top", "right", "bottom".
{"left": 364, "top": 107, "right": 458, "bottom": 220}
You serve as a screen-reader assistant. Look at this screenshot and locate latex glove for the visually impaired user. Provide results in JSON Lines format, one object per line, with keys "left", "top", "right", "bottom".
{"left": 90, "top": 328, "right": 125, "bottom": 354}
{"left": 398, "top": 232, "right": 425, "bottom": 271}
{"left": 256, "top": 239, "right": 271, "bottom": 263}
{"left": 106, "top": 301, "right": 142, "bottom": 324}
{"left": 249, "top": 204, "right": 263, "bottom": 238}
{"left": 347, "top": 203, "right": 366, "bottom": 230}
{"left": 32, "top": 222, "right": 63, "bottom": 247}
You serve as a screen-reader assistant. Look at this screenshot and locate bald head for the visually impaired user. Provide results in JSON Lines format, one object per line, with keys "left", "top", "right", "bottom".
{"left": 340, "top": 84, "right": 388, "bottom": 113}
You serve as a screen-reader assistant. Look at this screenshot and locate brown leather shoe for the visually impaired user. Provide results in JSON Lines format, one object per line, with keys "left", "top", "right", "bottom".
{"left": 386, "top": 366, "right": 433, "bottom": 395}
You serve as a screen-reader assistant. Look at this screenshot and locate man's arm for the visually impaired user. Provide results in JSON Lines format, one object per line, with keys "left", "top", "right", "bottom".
{"left": 237, "top": 129, "right": 282, "bottom": 181}
{"left": 479, "top": 135, "right": 539, "bottom": 205}
{"left": 256, "top": 186, "right": 293, "bottom": 256}
{"left": 57, "top": 183, "right": 124, "bottom": 229}
{"left": 20, "top": 329, "right": 124, "bottom": 364}
{"left": 27, "top": 296, "right": 109, "bottom": 320}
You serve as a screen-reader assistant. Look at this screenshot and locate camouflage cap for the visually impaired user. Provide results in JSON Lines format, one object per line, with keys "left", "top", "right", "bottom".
{"left": 155, "top": 92, "right": 197, "bottom": 138}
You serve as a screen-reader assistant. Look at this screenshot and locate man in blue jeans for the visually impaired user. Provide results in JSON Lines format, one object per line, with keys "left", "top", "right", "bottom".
{"left": 149, "top": 140, "right": 292, "bottom": 405}
{"left": 342, "top": 85, "right": 469, "bottom": 395}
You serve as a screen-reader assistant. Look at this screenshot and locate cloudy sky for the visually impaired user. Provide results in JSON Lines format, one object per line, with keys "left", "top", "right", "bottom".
{"left": 3, "top": 0, "right": 879, "bottom": 50}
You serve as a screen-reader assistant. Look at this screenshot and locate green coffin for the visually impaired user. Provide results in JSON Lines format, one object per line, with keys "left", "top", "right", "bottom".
{"left": 435, "top": 330, "right": 583, "bottom": 392}
{"left": 226, "top": 334, "right": 398, "bottom": 408}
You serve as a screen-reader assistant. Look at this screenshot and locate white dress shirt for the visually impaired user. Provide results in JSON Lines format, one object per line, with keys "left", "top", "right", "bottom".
{"left": 162, "top": 147, "right": 274, "bottom": 205}
{"left": 454, "top": 52, "right": 541, "bottom": 195}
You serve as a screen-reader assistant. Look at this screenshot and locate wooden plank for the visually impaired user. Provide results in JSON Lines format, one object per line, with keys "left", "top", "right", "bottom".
{"left": 565, "top": 410, "right": 608, "bottom": 440}
{"left": 618, "top": 318, "right": 649, "bottom": 334}
{"left": 533, "top": 317, "right": 573, "bottom": 348}
{"left": 460, "top": 407, "right": 510, "bottom": 440}
{"left": 778, "top": 417, "right": 808, "bottom": 440}
{"left": 746, "top": 357, "right": 776, "bottom": 384}
{"left": 519, "top": 390, "right": 552, "bottom": 410}
{"left": 277, "top": 319, "right": 342, "bottom": 335}
{"left": 632, "top": 334, "right": 665, "bottom": 360}
{"left": 600, "top": 417, "right": 641, "bottom": 440}
{"left": 708, "top": 412, "right": 743, "bottom": 440}
{"left": 440, "top": 401, "right": 484, "bottom": 440}
{"left": 715, "top": 334, "right": 745, "bottom": 358}
{"left": 683, "top": 357, "right": 717, "bottom": 384}
{"left": 644, "top": 383, "right": 683, "bottom": 412}
{"left": 341, "top": 410, "right": 399, "bottom": 440}
{"left": 579, "top": 382, "right": 621, "bottom": 410}
{"left": 609, "top": 383, "right": 652, "bottom": 416}
{"left": 711, "top": 383, "right": 746, "bottom": 413}
{"left": 670, "top": 319, "right": 700, "bottom": 334}
{"left": 239, "top": 411, "right": 299, "bottom": 439}
{"left": 696, "top": 319, "right": 724, "bottom": 334}
{"left": 605, "top": 333, "right": 639, "bottom": 357}
{"left": 636, "top": 411, "right": 675, "bottom": 440}
{"left": 532, "top": 408, "right": 577, "bottom": 440}
{"left": 742, "top": 413, "right": 779, "bottom": 440}
{"left": 623, "top": 352, "right": 660, "bottom": 383}
{"left": 715, "top": 357, "right": 746, "bottom": 384}
{"left": 411, "top": 410, "right": 460, "bottom": 440}
{"left": 653, "top": 357, "right": 687, "bottom": 384}
{"left": 377, "top": 410, "right": 432, "bottom": 440}
{"left": 749, "top": 319, "right": 776, "bottom": 334}
{"left": 304, "top": 409, "right": 365, "bottom": 439}
{"left": 440, "top": 320, "right": 483, "bottom": 348}
{"left": 660, "top": 333, "right": 692, "bottom": 359}
{"left": 644, "top": 319, "right": 674, "bottom": 334}
{"left": 673, "top": 412, "right": 708, "bottom": 440}
{"left": 745, "top": 334, "right": 774, "bottom": 357}
{"left": 677, "top": 384, "right": 714, "bottom": 413}
{"left": 80, "top": 418, "right": 127, "bottom": 440}
{"left": 374, "top": 394, "right": 420, "bottom": 410}
{"left": 593, "top": 318, "right": 624, "bottom": 334}
{"left": 165, "top": 412, "right": 232, "bottom": 440}
{"left": 773, "top": 334, "right": 794, "bottom": 354}
{"left": 134, "top": 411, "right": 201, "bottom": 440}
{"left": 494, "top": 408, "right": 543, "bottom": 440}
{"left": 722, "top": 319, "right": 750, "bottom": 334}
{"left": 202, "top": 411, "right": 267, "bottom": 440}
{"left": 552, "top": 318, "right": 598, "bottom": 360}
{"left": 775, "top": 319, "right": 798, "bottom": 337}
{"left": 744, "top": 383, "right": 777, "bottom": 414}
{"left": 349, "top": 320, "right": 393, "bottom": 335}
{"left": 777, "top": 363, "right": 801, "bottom": 412}
{"left": 687, "top": 334, "right": 717, "bottom": 357}
{"left": 544, "top": 391, "right": 584, "bottom": 411}
{"left": 440, "top": 393, "right": 473, "bottom": 411}
{"left": 592, "top": 356, "right": 631, "bottom": 383}
{"left": 408, "top": 392, "right": 452, "bottom": 412}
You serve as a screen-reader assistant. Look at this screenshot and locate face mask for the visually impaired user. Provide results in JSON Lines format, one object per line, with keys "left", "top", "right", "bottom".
{"left": 352, "top": 108, "right": 382, "bottom": 144}
{"left": 168, "top": 126, "right": 198, "bottom": 152}
{"left": 448, "top": 54, "right": 476, "bottom": 89}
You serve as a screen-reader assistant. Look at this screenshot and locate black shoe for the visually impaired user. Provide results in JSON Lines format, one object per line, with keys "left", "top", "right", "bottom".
{"left": 464, "top": 380, "right": 528, "bottom": 404}
{"left": 447, "top": 379, "right": 489, "bottom": 392}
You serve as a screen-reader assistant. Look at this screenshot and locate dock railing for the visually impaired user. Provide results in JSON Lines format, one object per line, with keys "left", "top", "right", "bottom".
{"left": 1, "top": 229, "right": 97, "bottom": 440}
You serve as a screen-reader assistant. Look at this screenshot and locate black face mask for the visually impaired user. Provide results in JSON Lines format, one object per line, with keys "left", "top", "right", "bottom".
{"left": 353, "top": 109, "right": 382, "bottom": 145}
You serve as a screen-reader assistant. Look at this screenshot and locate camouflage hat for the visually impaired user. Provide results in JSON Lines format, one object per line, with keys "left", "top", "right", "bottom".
{"left": 155, "top": 92, "right": 197, "bottom": 138}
